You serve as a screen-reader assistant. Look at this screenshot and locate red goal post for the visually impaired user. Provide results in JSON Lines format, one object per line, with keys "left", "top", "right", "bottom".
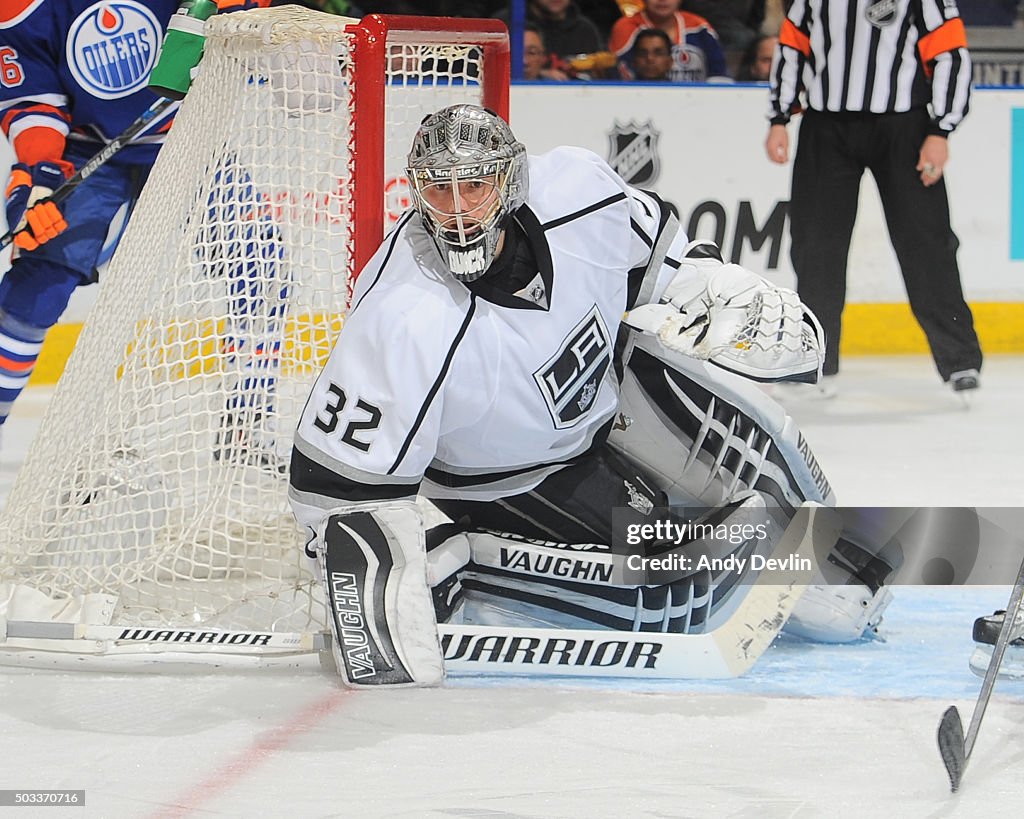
{"left": 347, "top": 14, "right": 510, "bottom": 276}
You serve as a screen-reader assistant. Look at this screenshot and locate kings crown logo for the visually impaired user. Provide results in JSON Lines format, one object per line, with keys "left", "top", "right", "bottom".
{"left": 534, "top": 306, "right": 611, "bottom": 430}
{"left": 66, "top": 1, "right": 162, "bottom": 100}
{"left": 607, "top": 120, "right": 661, "bottom": 186}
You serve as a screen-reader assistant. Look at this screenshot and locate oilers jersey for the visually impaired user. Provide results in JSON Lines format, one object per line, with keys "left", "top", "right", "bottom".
{"left": 0, "top": 0, "right": 270, "bottom": 167}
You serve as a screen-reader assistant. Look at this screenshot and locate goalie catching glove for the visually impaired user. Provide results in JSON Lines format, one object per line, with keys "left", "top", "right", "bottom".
{"left": 5, "top": 161, "right": 73, "bottom": 251}
{"left": 628, "top": 240, "right": 825, "bottom": 383}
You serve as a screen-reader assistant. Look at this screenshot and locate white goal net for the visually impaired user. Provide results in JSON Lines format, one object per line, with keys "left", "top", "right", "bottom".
{"left": 0, "top": 8, "right": 509, "bottom": 667}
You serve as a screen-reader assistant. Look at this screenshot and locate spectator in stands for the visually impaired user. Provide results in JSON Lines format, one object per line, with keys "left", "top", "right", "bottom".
{"left": 736, "top": 33, "right": 777, "bottom": 81}
{"left": 495, "top": 0, "right": 608, "bottom": 79}
{"left": 761, "top": 0, "right": 786, "bottom": 36}
{"left": 523, "top": 22, "right": 570, "bottom": 80}
{"left": 527, "top": 0, "right": 604, "bottom": 63}
{"left": 630, "top": 28, "right": 675, "bottom": 80}
{"left": 610, "top": 0, "right": 730, "bottom": 82}
{"left": 680, "top": 0, "right": 764, "bottom": 52}
{"left": 578, "top": 0, "right": 631, "bottom": 42}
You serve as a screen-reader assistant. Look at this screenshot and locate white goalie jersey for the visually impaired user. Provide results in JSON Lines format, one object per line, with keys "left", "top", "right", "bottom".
{"left": 289, "top": 147, "right": 688, "bottom": 531}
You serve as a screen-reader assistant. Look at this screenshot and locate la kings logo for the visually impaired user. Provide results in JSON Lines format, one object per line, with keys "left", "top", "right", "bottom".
{"left": 607, "top": 120, "right": 661, "bottom": 186}
{"left": 534, "top": 305, "right": 611, "bottom": 429}
{"left": 624, "top": 480, "right": 654, "bottom": 515}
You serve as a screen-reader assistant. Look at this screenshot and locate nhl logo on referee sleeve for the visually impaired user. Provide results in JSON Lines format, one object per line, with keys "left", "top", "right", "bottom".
{"left": 865, "top": 0, "right": 898, "bottom": 27}
{"left": 534, "top": 306, "right": 611, "bottom": 429}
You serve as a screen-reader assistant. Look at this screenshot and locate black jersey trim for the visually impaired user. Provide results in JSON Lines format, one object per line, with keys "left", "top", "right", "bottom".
{"left": 388, "top": 294, "right": 478, "bottom": 475}
{"left": 626, "top": 190, "right": 677, "bottom": 310}
{"left": 540, "top": 192, "right": 627, "bottom": 231}
{"left": 466, "top": 209, "right": 554, "bottom": 311}
{"left": 350, "top": 210, "right": 416, "bottom": 315}
{"left": 424, "top": 416, "right": 614, "bottom": 488}
{"left": 629, "top": 217, "right": 654, "bottom": 249}
{"left": 290, "top": 446, "right": 420, "bottom": 503}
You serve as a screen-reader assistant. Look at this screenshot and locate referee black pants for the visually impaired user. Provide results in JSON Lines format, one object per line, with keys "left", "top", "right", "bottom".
{"left": 789, "top": 109, "right": 982, "bottom": 380}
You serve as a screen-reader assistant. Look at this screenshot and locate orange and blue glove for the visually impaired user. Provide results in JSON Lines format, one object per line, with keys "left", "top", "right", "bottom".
{"left": 5, "top": 160, "right": 73, "bottom": 251}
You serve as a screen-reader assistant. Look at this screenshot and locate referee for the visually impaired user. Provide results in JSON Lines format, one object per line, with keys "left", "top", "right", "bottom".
{"left": 765, "top": 0, "right": 983, "bottom": 395}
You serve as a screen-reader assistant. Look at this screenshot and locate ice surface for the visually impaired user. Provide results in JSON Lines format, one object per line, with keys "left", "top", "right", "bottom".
{"left": 1, "top": 356, "right": 1022, "bottom": 817}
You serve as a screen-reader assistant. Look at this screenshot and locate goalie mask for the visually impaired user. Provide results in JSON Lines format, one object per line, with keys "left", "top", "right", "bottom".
{"left": 407, "top": 105, "right": 528, "bottom": 282}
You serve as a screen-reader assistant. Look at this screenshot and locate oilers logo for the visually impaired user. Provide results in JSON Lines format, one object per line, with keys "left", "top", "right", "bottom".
{"left": 66, "top": 1, "right": 162, "bottom": 100}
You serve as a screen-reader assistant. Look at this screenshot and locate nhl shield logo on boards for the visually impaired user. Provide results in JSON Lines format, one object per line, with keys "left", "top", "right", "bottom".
{"left": 607, "top": 120, "right": 661, "bottom": 186}
{"left": 66, "top": 1, "right": 162, "bottom": 99}
{"left": 865, "top": 0, "right": 898, "bottom": 27}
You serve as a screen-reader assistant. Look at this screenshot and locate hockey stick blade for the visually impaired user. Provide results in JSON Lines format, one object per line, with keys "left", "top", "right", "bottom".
{"left": 936, "top": 549, "right": 1024, "bottom": 793}
{"left": 4, "top": 503, "right": 837, "bottom": 680}
{"left": 937, "top": 705, "right": 966, "bottom": 792}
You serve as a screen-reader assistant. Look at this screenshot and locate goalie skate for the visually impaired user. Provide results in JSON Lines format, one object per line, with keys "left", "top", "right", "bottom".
{"left": 969, "top": 609, "right": 1024, "bottom": 680}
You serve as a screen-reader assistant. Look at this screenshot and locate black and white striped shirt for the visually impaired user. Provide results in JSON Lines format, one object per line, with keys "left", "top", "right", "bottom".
{"left": 769, "top": 0, "right": 972, "bottom": 134}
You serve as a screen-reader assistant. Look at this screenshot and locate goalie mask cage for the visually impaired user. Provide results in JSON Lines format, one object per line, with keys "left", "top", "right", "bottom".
{"left": 0, "top": 9, "right": 509, "bottom": 669}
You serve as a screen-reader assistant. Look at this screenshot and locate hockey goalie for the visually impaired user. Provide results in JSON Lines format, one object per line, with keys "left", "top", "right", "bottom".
{"left": 288, "top": 104, "right": 903, "bottom": 686}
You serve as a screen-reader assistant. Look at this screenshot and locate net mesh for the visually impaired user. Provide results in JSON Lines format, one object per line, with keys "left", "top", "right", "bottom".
{"left": 0, "top": 8, "right": 495, "bottom": 653}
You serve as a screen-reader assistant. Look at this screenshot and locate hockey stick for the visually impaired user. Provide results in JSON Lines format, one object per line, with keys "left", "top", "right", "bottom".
{"left": 2, "top": 619, "right": 328, "bottom": 652}
{"left": 443, "top": 502, "right": 835, "bottom": 678}
{"left": 1, "top": 96, "right": 177, "bottom": 251}
{"left": 0, "top": 503, "right": 838, "bottom": 678}
{"left": 937, "top": 550, "right": 1024, "bottom": 792}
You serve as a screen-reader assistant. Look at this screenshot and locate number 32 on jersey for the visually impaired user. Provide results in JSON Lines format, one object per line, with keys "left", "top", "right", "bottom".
{"left": 313, "top": 383, "right": 382, "bottom": 452}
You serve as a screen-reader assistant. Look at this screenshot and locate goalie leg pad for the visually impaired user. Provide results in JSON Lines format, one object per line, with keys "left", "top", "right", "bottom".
{"left": 425, "top": 523, "right": 471, "bottom": 624}
{"left": 319, "top": 502, "right": 443, "bottom": 687}
{"left": 457, "top": 494, "right": 786, "bottom": 634}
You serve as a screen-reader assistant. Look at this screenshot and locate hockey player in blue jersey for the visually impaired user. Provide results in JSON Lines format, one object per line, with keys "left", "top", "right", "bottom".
{"left": 289, "top": 104, "right": 905, "bottom": 687}
{"left": 0, "top": 0, "right": 272, "bottom": 451}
